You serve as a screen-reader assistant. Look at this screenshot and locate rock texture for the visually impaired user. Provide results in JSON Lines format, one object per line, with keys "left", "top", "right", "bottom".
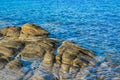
{"left": 0, "top": 23, "right": 96, "bottom": 80}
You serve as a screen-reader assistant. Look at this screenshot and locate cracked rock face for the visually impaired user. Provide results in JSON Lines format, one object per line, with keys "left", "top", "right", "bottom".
{"left": 0, "top": 23, "right": 96, "bottom": 80}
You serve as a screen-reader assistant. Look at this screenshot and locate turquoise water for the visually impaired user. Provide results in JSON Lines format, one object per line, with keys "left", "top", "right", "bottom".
{"left": 0, "top": 0, "right": 120, "bottom": 79}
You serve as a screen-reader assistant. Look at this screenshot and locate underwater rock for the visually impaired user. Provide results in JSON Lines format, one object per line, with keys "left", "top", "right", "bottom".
{"left": 30, "top": 71, "right": 55, "bottom": 80}
{"left": 0, "top": 23, "right": 96, "bottom": 80}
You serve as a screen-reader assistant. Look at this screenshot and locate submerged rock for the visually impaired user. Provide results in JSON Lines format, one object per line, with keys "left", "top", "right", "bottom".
{"left": 0, "top": 23, "right": 96, "bottom": 80}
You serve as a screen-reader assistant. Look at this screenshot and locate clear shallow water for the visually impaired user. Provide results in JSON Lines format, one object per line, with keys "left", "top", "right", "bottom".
{"left": 0, "top": 0, "right": 120, "bottom": 79}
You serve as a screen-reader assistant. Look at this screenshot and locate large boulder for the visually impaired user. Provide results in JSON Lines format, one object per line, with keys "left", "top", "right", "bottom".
{"left": 56, "top": 41, "right": 96, "bottom": 67}
{"left": 21, "top": 23, "right": 49, "bottom": 36}
{"left": 54, "top": 41, "right": 96, "bottom": 79}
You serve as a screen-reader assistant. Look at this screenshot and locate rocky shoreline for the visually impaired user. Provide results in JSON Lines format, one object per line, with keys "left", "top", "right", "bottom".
{"left": 0, "top": 23, "right": 96, "bottom": 80}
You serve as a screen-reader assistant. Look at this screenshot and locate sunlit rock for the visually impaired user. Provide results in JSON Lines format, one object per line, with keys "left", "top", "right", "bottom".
{"left": 21, "top": 23, "right": 49, "bottom": 36}
{"left": 0, "top": 26, "right": 21, "bottom": 38}
{"left": 0, "top": 23, "right": 96, "bottom": 80}
{"left": 43, "top": 52, "right": 55, "bottom": 67}
{"left": 56, "top": 41, "right": 96, "bottom": 68}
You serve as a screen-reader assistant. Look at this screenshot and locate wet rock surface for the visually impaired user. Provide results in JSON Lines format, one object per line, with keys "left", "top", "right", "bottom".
{"left": 0, "top": 23, "right": 96, "bottom": 80}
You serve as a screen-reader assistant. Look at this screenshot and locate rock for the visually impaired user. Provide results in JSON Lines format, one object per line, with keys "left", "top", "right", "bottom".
{"left": 0, "top": 46, "right": 20, "bottom": 69}
{"left": 21, "top": 23, "right": 49, "bottom": 36}
{"left": 56, "top": 41, "right": 95, "bottom": 70}
{"left": 56, "top": 55, "right": 62, "bottom": 64}
{"left": 30, "top": 75, "right": 45, "bottom": 80}
{"left": 0, "top": 33, "right": 3, "bottom": 37}
{"left": 62, "top": 51, "right": 77, "bottom": 65}
{"left": 43, "top": 52, "right": 55, "bottom": 67}
{"left": 37, "top": 38, "right": 57, "bottom": 51}
{"left": 0, "top": 41, "right": 24, "bottom": 69}
{"left": 21, "top": 38, "right": 57, "bottom": 59}
{"left": 6, "top": 27, "right": 21, "bottom": 38}
{"left": 0, "top": 40, "right": 25, "bottom": 70}
{"left": 73, "top": 58, "right": 87, "bottom": 67}
{"left": 0, "top": 40, "right": 25, "bottom": 51}
{"left": 0, "top": 26, "right": 21, "bottom": 38}
{"left": 6, "top": 59, "right": 23, "bottom": 69}
{"left": 0, "top": 58, "right": 8, "bottom": 69}
{"left": 19, "top": 23, "right": 50, "bottom": 40}
{"left": 0, "top": 27, "right": 9, "bottom": 36}
{"left": 0, "top": 47, "right": 15, "bottom": 58}
{"left": 54, "top": 41, "right": 96, "bottom": 80}
{"left": 30, "top": 71, "right": 55, "bottom": 80}
{"left": 21, "top": 42, "right": 45, "bottom": 59}
{"left": 0, "top": 24, "right": 96, "bottom": 80}
{"left": 69, "top": 66, "right": 80, "bottom": 74}
{"left": 61, "top": 64, "right": 70, "bottom": 72}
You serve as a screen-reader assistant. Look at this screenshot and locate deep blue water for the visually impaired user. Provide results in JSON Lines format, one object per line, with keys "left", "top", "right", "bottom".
{"left": 0, "top": 0, "right": 120, "bottom": 56}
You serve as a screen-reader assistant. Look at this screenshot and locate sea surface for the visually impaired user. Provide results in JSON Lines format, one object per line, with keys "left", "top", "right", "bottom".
{"left": 0, "top": 0, "right": 120, "bottom": 79}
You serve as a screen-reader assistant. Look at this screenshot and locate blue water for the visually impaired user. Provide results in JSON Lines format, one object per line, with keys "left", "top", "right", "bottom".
{"left": 0, "top": 0, "right": 120, "bottom": 79}
{"left": 0, "top": 0, "right": 120, "bottom": 56}
{"left": 0, "top": 0, "right": 120, "bottom": 55}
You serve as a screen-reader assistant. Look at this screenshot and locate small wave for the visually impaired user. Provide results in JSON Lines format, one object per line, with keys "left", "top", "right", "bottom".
{"left": 0, "top": 21, "right": 6, "bottom": 24}
{"left": 84, "top": 52, "right": 120, "bottom": 80}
